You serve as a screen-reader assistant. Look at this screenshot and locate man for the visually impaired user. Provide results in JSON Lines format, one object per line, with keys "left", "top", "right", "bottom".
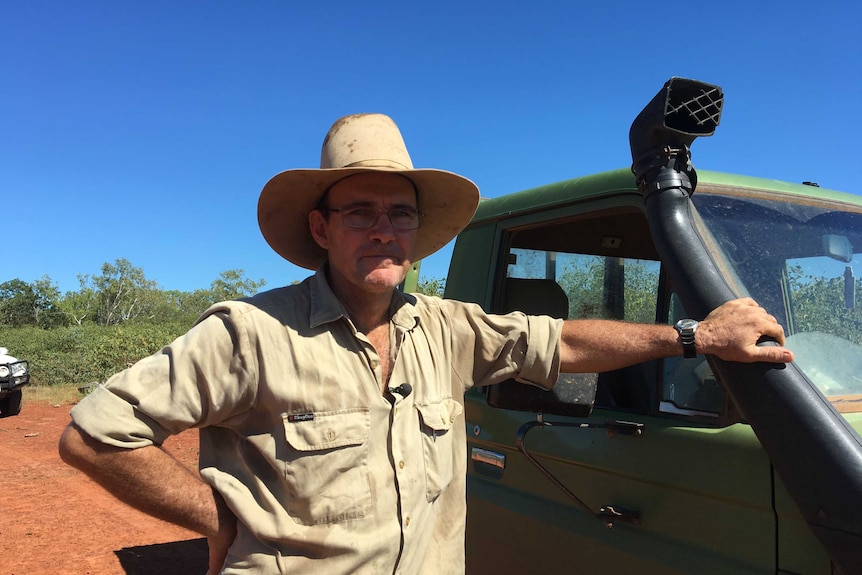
{"left": 59, "top": 113, "right": 793, "bottom": 574}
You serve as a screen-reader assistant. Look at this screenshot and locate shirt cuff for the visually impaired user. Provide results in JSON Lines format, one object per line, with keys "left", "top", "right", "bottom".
{"left": 516, "top": 316, "right": 563, "bottom": 390}
{"left": 70, "top": 385, "right": 167, "bottom": 449}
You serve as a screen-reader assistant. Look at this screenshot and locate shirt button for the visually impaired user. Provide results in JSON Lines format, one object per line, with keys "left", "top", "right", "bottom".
{"left": 405, "top": 517, "right": 411, "bottom": 527}
{"left": 398, "top": 460, "right": 405, "bottom": 469}
{"left": 326, "top": 429, "right": 336, "bottom": 441}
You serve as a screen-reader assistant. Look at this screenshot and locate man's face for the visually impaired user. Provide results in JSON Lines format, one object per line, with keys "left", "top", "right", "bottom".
{"left": 309, "top": 172, "right": 419, "bottom": 296}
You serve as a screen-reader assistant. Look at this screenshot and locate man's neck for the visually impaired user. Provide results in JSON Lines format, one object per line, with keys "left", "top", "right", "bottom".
{"left": 326, "top": 271, "right": 395, "bottom": 334}
{"left": 341, "top": 291, "right": 393, "bottom": 334}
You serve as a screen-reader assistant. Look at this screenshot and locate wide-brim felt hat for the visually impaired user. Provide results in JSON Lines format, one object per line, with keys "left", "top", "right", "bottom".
{"left": 258, "top": 113, "right": 480, "bottom": 270}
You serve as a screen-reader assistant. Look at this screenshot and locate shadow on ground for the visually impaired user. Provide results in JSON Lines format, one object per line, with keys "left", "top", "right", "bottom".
{"left": 115, "top": 538, "right": 208, "bottom": 574}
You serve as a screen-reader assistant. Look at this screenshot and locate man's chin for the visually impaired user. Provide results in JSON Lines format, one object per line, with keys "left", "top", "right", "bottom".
{"left": 361, "top": 265, "right": 408, "bottom": 290}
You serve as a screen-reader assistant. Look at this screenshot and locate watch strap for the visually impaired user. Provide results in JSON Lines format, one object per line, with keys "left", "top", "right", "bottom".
{"left": 674, "top": 319, "right": 699, "bottom": 359}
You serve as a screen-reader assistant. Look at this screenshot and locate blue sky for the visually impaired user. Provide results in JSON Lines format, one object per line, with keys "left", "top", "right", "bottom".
{"left": 4, "top": 1, "right": 860, "bottom": 294}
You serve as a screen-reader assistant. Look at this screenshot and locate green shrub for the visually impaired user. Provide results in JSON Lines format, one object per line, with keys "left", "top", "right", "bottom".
{"left": 0, "top": 322, "right": 188, "bottom": 386}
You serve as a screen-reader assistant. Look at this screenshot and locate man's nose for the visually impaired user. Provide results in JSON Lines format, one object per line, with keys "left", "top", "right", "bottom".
{"left": 367, "top": 211, "right": 397, "bottom": 239}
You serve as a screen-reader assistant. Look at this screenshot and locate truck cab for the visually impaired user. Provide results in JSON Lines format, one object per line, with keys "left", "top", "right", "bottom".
{"left": 443, "top": 80, "right": 862, "bottom": 574}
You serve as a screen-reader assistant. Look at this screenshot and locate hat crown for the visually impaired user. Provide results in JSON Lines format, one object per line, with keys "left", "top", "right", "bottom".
{"left": 320, "top": 114, "right": 414, "bottom": 171}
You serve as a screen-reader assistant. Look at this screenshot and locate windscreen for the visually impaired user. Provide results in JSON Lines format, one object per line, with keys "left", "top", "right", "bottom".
{"left": 693, "top": 189, "right": 862, "bottom": 414}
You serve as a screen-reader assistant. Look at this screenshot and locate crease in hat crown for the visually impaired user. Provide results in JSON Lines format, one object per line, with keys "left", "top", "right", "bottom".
{"left": 257, "top": 112, "right": 480, "bottom": 270}
{"left": 320, "top": 113, "right": 414, "bottom": 171}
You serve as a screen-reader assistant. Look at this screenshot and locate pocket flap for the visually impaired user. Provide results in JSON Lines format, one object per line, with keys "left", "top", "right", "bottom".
{"left": 416, "top": 397, "right": 463, "bottom": 432}
{"left": 283, "top": 408, "right": 370, "bottom": 451}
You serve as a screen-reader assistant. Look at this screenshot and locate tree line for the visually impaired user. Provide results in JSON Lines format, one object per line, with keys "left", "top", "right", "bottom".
{"left": 0, "top": 258, "right": 270, "bottom": 387}
{"left": 1, "top": 258, "right": 268, "bottom": 329}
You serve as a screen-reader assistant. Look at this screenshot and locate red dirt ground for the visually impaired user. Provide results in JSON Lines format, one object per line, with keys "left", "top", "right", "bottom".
{"left": 0, "top": 395, "right": 207, "bottom": 574}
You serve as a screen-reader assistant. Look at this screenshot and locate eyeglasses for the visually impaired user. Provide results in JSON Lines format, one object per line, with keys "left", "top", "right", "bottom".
{"left": 322, "top": 206, "right": 422, "bottom": 230}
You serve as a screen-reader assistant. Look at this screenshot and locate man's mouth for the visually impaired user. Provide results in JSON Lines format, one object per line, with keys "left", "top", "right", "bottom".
{"left": 363, "top": 253, "right": 403, "bottom": 263}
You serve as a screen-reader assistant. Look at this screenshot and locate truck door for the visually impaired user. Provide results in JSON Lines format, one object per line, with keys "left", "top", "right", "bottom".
{"left": 464, "top": 199, "right": 785, "bottom": 575}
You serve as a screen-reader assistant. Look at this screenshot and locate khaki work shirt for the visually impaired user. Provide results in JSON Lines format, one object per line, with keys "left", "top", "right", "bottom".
{"left": 71, "top": 269, "right": 562, "bottom": 574}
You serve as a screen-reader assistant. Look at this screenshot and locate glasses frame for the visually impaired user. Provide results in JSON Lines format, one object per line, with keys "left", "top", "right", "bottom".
{"left": 321, "top": 205, "right": 423, "bottom": 230}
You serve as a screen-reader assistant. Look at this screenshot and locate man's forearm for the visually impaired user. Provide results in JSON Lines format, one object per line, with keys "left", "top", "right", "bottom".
{"left": 558, "top": 298, "right": 793, "bottom": 373}
{"left": 559, "top": 319, "right": 676, "bottom": 373}
{"left": 58, "top": 423, "right": 233, "bottom": 540}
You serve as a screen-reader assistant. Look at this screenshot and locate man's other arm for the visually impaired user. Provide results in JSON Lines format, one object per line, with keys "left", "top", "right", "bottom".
{"left": 58, "top": 422, "right": 236, "bottom": 574}
{"left": 559, "top": 298, "right": 793, "bottom": 373}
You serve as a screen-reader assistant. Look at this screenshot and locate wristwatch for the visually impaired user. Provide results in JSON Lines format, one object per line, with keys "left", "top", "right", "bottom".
{"left": 674, "top": 318, "right": 699, "bottom": 359}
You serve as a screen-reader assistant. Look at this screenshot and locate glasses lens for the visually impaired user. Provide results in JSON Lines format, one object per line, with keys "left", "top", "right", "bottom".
{"left": 337, "top": 208, "right": 420, "bottom": 230}
{"left": 390, "top": 209, "right": 420, "bottom": 230}
{"left": 341, "top": 209, "right": 374, "bottom": 228}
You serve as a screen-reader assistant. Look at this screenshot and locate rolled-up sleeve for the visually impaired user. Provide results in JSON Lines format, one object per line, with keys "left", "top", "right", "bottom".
{"left": 518, "top": 314, "right": 563, "bottom": 389}
{"left": 429, "top": 298, "right": 562, "bottom": 391}
{"left": 70, "top": 303, "right": 259, "bottom": 448}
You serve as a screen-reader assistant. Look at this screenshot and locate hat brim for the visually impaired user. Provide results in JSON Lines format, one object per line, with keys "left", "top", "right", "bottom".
{"left": 258, "top": 167, "right": 480, "bottom": 270}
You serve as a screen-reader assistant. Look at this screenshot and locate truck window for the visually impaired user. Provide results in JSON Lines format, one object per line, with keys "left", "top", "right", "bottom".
{"left": 660, "top": 293, "right": 726, "bottom": 416}
{"left": 784, "top": 253, "right": 862, "bottom": 413}
{"left": 692, "top": 189, "right": 862, "bottom": 416}
{"left": 488, "top": 207, "right": 665, "bottom": 416}
{"left": 506, "top": 249, "right": 660, "bottom": 324}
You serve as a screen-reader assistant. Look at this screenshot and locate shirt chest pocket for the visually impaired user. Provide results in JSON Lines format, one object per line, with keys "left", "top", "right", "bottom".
{"left": 281, "top": 408, "right": 371, "bottom": 525}
{"left": 415, "top": 398, "right": 463, "bottom": 502}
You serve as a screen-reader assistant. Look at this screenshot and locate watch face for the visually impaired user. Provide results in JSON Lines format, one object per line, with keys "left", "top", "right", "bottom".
{"left": 677, "top": 319, "right": 698, "bottom": 330}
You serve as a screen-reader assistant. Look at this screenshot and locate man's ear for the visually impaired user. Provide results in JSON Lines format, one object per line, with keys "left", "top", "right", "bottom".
{"left": 309, "top": 209, "right": 329, "bottom": 250}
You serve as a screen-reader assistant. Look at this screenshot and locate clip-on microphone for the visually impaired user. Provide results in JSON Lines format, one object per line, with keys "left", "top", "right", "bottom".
{"left": 388, "top": 383, "right": 412, "bottom": 398}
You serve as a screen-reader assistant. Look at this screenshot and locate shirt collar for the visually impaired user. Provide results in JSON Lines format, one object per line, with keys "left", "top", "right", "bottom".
{"left": 389, "top": 290, "right": 420, "bottom": 332}
{"left": 308, "top": 266, "right": 421, "bottom": 332}
{"left": 309, "top": 267, "right": 346, "bottom": 329}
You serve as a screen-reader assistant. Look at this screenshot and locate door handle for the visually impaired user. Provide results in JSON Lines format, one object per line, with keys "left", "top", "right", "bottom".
{"left": 471, "top": 447, "right": 506, "bottom": 479}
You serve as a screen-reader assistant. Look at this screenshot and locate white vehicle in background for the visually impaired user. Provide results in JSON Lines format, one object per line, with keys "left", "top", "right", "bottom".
{"left": 0, "top": 347, "right": 30, "bottom": 417}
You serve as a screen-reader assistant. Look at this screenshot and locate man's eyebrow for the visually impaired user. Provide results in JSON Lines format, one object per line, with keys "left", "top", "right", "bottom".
{"left": 388, "top": 202, "right": 419, "bottom": 210}
{"left": 330, "top": 201, "right": 375, "bottom": 210}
